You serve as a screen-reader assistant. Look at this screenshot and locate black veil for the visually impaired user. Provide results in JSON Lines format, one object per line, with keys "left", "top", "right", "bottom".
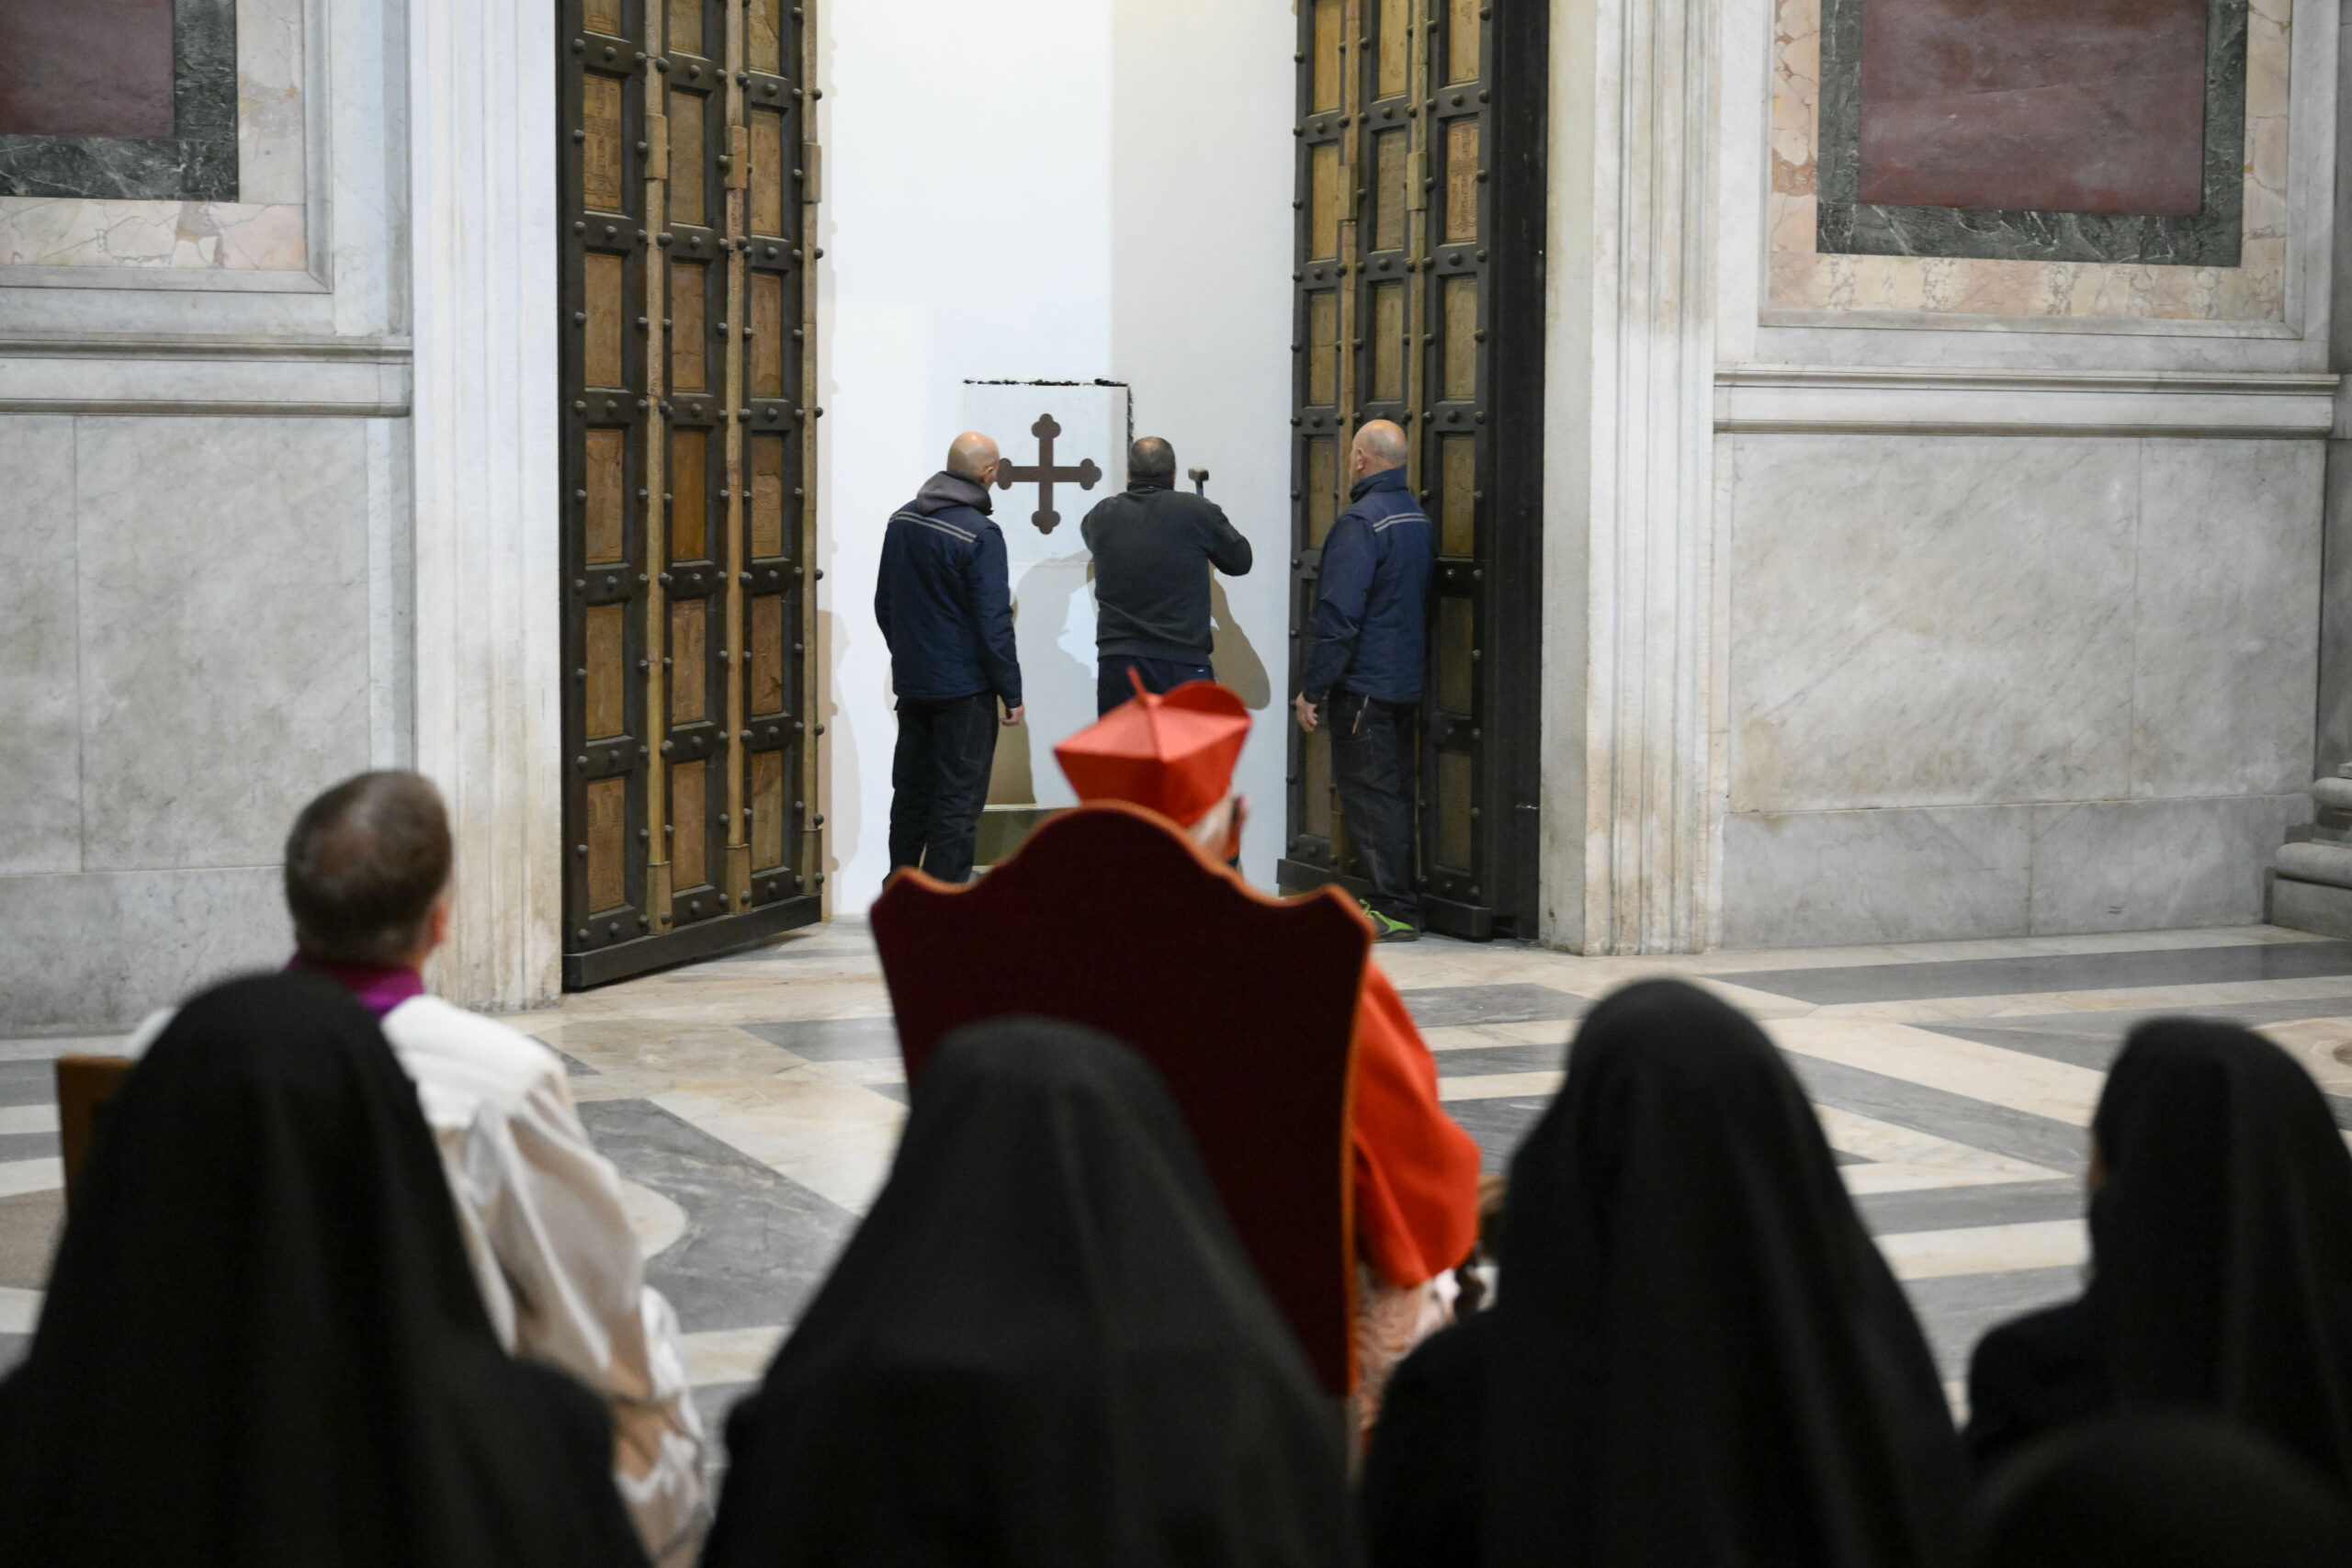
{"left": 2083, "top": 1018, "right": 2352, "bottom": 1485}
{"left": 1483, "top": 979, "right": 1964, "bottom": 1568}
{"left": 703, "top": 1015, "right": 1356, "bottom": 1567}
{"left": 0, "top": 970, "right": 647, "bottom": 1568}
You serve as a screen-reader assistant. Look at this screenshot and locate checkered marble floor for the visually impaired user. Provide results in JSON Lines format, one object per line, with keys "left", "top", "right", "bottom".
{"left": 6, "top": 920, "right": 2352, "bottom": 1437}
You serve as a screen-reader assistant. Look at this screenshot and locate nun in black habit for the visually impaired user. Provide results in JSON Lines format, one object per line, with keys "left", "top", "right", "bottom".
{"left": 1968, "top": 1414, "right": 2352, "bottom": 1568}
{"left": 0, "top": 971, "right": 649, "bottom": 1568}
{"left": 1965, "top": 1018, "right": 2352, "bottom": 1486}
{"left": 702, "top": 1016, "right": 1357, "bottom": 1568}
{"left": 1361, "top": 979, "right": 1967, "bottom": 1568}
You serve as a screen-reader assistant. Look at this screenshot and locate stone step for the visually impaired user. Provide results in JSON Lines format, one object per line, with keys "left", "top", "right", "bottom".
{"left": 2313, "top": 776, "right": 2352, "bottom": 813}
{"left": 2276, "top": 840, "right": 2352, "bottom": 890}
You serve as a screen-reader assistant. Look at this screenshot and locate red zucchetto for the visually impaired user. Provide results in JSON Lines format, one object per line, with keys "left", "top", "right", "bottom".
{"left": 1053, "top": 677, "right": 1250, "bottom": 829}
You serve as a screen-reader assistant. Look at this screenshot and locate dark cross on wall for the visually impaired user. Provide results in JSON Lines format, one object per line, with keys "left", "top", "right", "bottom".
{"left": 995, "top": 412, "right": 1102, "bottom": 534}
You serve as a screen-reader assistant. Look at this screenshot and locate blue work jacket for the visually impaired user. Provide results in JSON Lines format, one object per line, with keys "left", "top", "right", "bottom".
{"left": 1301, "top": 467, "right": 1431, "bottom": 705}
{"left": 874, "top": 471, "right": 1023, "bottom": 706}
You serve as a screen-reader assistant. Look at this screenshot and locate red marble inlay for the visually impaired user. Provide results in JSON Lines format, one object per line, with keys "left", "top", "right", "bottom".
{"left": 0, "top": 0, "right": 177, "bottom": 140}
{"left": 1858, "top": 0, "right": 2208, "bottom": 216}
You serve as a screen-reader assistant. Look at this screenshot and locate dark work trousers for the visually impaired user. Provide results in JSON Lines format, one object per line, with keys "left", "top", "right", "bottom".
{"left": 1329, "top": 687, "right": 1420, "bottom": 928}
{"left": 1096, "top": 655, "right": 1216, "bottom": 716}
{"left": 888, "top": 692, "right": 999, "bottom": 885}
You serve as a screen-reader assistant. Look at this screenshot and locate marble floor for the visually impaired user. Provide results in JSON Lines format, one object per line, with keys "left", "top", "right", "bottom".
{"left": 6, "top": 920, "right": 2352, "bottom": 1440}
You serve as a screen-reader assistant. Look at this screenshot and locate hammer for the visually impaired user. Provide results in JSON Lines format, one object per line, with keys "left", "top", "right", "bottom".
{"left": 1188, "top": 467, "right": 1210, "bottom": 496}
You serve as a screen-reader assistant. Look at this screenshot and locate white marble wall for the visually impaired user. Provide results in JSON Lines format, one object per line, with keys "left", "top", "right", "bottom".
{"left": 0, "top": 415, "right": 406, "bottom": 1030}
{"left": 1718, "top": 433, "right": 2322, "bottom": 947}
{"left": 0, "top": 0, "right": 413, "bottom": 1032}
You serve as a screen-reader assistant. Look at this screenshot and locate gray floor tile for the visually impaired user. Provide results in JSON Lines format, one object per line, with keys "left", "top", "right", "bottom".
{"left": 1854, "top": 1179, "right": 2084, "bottom": 1238}
{"left": 1780, "top": 1055, "right": 2091, "bottom": 1175}
{"left": 1719, "top": 942, "right": 2352, "bottom": 1005}
{"left": 1431, "top": 1043, "right": 1567, "bottom": 1078}
{"left": 0, "top": 1190, "right": 60, "bottom": 1291}
{"left": 579, "top": 1099, "right": 857, "bottom": 1335}
{"left": 1398, "top": 984, "right": 1589, "bottom": 1029}
{"left": 0, "top": 1131, "right": 58, "bottom": 1164}
{"left": 1443, "top": 1096, "right": 1551, "bottom": 1171}
{"left": 0, "top": 1060, "right": 55, "bottom": 1108}
{"left": 0, "top": 1332, "right": 25, "bottom": 1379}
{"left": 1901, "top": 1266, "right": 2082, "bottom": 1382}
{"left": 741, "top": 1016, "right": 900, "bottom": 1062}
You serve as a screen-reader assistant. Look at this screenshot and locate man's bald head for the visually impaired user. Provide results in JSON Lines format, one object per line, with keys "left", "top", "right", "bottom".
{"left": 1352, "top": 421, "right": 1408, "bottom": 473}
{"left": 946, "top": 432, "right": 1001, "bottom": 482}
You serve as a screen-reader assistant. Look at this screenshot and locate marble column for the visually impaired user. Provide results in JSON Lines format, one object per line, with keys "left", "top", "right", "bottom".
{"left": 407, "top": 0, "right": 563, "bottom": 1010}
{"left": 1540, "top": 0, "right": 1720, "bottom": 953}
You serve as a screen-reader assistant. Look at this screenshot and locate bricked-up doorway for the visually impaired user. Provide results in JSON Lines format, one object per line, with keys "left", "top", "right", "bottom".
{"left": 1280, "top": 0, "right": 1547, "bottom": 942}
{"left": 559, "top": 0, "right": 823, "bottom": 987}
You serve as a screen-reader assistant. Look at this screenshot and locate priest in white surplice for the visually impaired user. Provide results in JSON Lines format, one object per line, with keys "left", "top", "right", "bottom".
{"left": 130, "top": 772, "right": 709, "bottom": 1566}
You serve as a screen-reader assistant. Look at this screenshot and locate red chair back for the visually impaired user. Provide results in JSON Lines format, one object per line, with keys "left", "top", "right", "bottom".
{"left": 872, "top": 802, "right": 1370, "bottom": 1394}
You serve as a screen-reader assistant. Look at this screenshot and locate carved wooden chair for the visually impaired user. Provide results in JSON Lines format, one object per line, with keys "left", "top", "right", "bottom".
{"left": 871, "top": 801, "right": 1372, "bottom": 1396}
{"left": 54, "top": 1055, "right": 133, "bottom": 1214}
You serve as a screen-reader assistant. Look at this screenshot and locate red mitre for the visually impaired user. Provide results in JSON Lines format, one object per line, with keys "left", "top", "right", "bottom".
{"left": 1054, "top": 677, "right": 1250, "bottom": 828}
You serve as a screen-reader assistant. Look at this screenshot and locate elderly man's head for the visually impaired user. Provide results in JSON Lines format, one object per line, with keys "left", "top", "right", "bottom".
{"left": 1351, "top": 420, "right": 1408, "bottom": 478}
{"left": 1129, "top": 436, "right": 1176, "bottom": 483}
{"left": 945, "top": 432, "right": 1001, "bottom": 488}
{"left": 284, "top": 771, "right": 453, "bottom": 967}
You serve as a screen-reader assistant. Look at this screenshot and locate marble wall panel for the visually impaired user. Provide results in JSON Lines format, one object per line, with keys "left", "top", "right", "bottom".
{"left": 0, "top": 420, "right": 82, "bottom": 875}
{"left": 1721, "top": 806, "right": 2032, "bottom": 947}
{"left": 74, "top": 417, "right": 370, "bottom": 872}
{"left": 2029, "top": 794, "right": 2312, "bottom": 933}
{"left": 1726, "top": 434, "right": 2138, "bottom": 813}
{"left": 2319, "top": 439, "right": 2352, "bottom": 780}
{"left": 1768, "top": 0, "right": 2290, "bottom": 320}
{"left": 0, "top": 0, "right": 305, "bottom": 270}
{"left": 2131, "top": 439, "right": 2321, "bottom": 798}
{"left": 0, "top": 867, "right": 289, "bottom": 1032}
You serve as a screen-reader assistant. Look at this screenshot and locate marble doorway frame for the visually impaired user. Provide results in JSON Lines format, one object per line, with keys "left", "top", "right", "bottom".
{"left": 408, "top": 0, "right": 565, "bottom": 1011}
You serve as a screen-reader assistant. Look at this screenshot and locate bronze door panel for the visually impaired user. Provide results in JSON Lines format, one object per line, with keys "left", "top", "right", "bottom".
{"left": 560, "top": 0, "right": 820, "bottom": 986}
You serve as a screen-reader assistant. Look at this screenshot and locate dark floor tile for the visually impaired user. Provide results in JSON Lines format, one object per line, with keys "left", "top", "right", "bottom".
{"left": 0, "top": 1333, "right": 25, "bottom": 1379}
{"left": 1720, "top": 942, "right": 2352, "bottom": 1005}
{"left": 579, "top": 1099, "right": 857, "bottom": 1335}
{"left": 1781, "top": 1055, "right": 2090, "bottom": 1175}
{"left": 1430, "top": 1043, "right": 1566, "bottom": 1078}
{"left": 0, "top": 1131, "right": 58, "bottom": 1164}
{"left": 1855, "top": 1179, "right": 2083, "bottom": 1239}
{"left": 1900, "top": 1266, "right": 2081, "bottom": 1382}
{"left": 1442, "top": 1096, "right": 1551, "bottom": 1172}
{"left": 741, "top": 1015, "right": 900, "bottom": 1062}
{"left": 0, "top": 1060, "right": 56, "bottom": 1108}
{"left": 1398, "top": 984, "right": 1588, "bottom": 1029}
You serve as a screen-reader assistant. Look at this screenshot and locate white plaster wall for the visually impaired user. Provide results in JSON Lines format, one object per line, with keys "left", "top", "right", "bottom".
{"left": 818, "top": 0, "right": 1295, "bottom": 908}
{"left": 818, "top": 0, "right": 1112, "bottom": 912}
{"left": 1108, "top": 0, "right": 1296, "bottom": 889}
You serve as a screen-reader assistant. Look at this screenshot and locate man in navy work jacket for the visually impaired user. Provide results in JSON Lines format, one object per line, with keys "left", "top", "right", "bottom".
{"left": 1079, "top": 435, "right": 1253, "bottom": 716}
{"left": 1294, "top": 419, "right": 1430, "bottom": 942}
{"left": 875, "top": 431, "right": 1023, "bottom": 886}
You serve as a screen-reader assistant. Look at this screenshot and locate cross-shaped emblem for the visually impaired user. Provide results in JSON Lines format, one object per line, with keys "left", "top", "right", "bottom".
{"left": 994, "top": 412, "right": 1102, "bottom": 535}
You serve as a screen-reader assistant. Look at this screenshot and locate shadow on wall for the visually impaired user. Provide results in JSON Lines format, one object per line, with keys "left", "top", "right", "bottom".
{"left": 987, "top": 555, "right": 1097, "bottom": 806}
{"left": 817, "top": 608, "right": 855, "bottom": 897}
{"left": 1210, "top": 578, "right": 1271, "bottom": 710}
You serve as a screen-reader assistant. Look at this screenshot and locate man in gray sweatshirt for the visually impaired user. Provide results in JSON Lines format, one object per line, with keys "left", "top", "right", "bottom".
{"left": 1079, "top": 436, "right": 1253, "bottom": 716}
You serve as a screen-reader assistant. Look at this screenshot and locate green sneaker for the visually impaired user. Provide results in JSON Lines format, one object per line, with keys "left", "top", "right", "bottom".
{"left": 1366, "top": 908, "right": 1420, "bottom": 943}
